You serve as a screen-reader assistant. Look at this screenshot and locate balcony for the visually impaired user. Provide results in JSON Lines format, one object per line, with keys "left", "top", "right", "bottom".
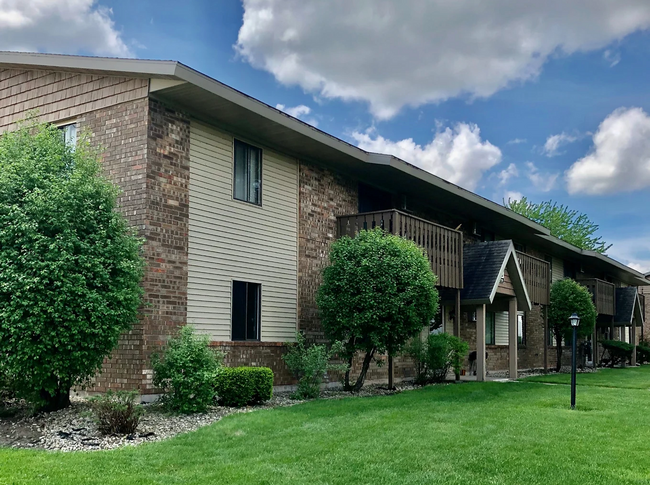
{"left": 516, "top": 251, "right": 550, "bottom": 305}
{"left": 578, "top": 278, "right": 616, "bottom": 316}
{"left": 336, "top": 210, "right": 463, "bottom": 289}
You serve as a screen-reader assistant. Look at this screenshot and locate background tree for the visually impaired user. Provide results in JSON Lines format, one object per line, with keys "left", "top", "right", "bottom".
{"left": 317, "top": 228, "right": 439, "bottom": 391}
{"left": 505, "top": 197, "right": 611, "bottom": 253}
{"left": 0, "top": 119, "right": 144, "bottom": 411}
{"left": 548, "top": 279, "right": 597, "bottom": 372}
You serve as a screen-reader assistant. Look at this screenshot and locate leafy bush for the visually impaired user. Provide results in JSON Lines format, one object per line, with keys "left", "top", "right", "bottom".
{"left": 406, "top": 333, "right": 468, "bottom": 384}
{"left": 549, "top": 279, "right": 597, "bottom": 372}
{"left": 637, "top": 341, "right": 650, "bottom": 364}
{"left": 214, "top": 367, "right": 273, "bottom": 407}
{"left": 601, "top": 340, "right": 633, "bottom": 367}
{"left": 317, "top": 228, "right": 439, "bottom": 391}
{"left": 0, "top": 118, "right": 144, "bottom": 411}
{"left": 283, "top": 333, "right": 346, "bottom": 399}
{"left": 152, "top": 326, "right": 224, "bottom": 414}
{"left": 90, "top": 390, "right": 143, "bottom": 435}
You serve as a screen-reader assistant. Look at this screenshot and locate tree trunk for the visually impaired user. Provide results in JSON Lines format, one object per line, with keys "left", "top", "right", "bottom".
{"left": 555, "top": 338, "right": 562, "bottom": 373}
{"left": 39, "top": 386, "right": 71, "bottom": 412}
{"left": 343, "top": 354, "right": 354, "bottom": 391}
{"left": 351, "top": 349, "right": 376, "bottom": 392}
{"left": 388, "top": 355, "right": 394, "bottom": 390}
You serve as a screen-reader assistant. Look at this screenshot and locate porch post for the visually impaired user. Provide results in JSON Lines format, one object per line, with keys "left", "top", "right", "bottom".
{"left": 593, "top": 325, "right": 598, "bottom": 369}
{"left": 631, "top": 323, "right": 637, "bottom": 366}
{"left": 455, "top": 289, "right": 461, "bottom": 338}
{"left": 543, "top": 305, "right": 549, "bottom": 373}
{"left": 508, "top": 298, "right": 518, "bottom": 379}
{"left": 476, "top": 304, "right": 486, "bottom": 382}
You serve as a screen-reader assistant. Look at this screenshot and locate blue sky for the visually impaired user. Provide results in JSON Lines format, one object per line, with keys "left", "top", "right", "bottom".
{"left": 4, "top": 0, "right": 650, "bottom": 270}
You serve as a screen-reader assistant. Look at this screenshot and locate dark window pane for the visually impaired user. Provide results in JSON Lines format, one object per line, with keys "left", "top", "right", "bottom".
{"left": 486, "top": 312, "right": 495, "bottom": 345}
{"left": 246, "top": 283, "right": 260, "bottom": 340}
{"left": 234, "top": 141, "right": 247, "bottom": 201}
{"left": 249, "top": 147, "right": 261, "bottom": 205}
{"left": 232, "top": 281, "right": 247, "bottom": 340}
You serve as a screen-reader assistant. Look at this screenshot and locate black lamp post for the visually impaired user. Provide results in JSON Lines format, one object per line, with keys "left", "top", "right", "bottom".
{"left": 570, "top": 312, "right": 580, "bottom": 410}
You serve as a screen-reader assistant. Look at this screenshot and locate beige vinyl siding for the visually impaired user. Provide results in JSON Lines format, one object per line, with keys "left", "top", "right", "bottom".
{"left": 187, "top": 121, "right": 298, "bottom": 342}
{"left": 0, "top": 69, "right": 148, "bottom": 133}
{"left": 551, "top": 257, "right": 564, "bottom": 283}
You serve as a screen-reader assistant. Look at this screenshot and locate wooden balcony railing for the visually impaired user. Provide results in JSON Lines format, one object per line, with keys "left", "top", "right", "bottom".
{"left": 578, "top": 278, "right": 616, "bottom": 316}
{"left": 337, "top": 210, "right": 463, "bottom": 289}
{"left": 516, "top": 251, "right": 550, "bottom": 305}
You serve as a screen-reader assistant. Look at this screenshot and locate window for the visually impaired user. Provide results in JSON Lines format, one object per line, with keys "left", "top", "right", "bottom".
{"left": 486, "top": 312, "right": 496, "bottom": 345}
{"left": 517, "top": 313, "right": 526, "bottom": 345}
{"left": 59, "top": 123, "right": 77, "bottom": 150}
{"left": 233, "top": 140, "right": 262, "bottom": 205}
{"left": 231, "top": 281, "right": 261, "bottom": 341}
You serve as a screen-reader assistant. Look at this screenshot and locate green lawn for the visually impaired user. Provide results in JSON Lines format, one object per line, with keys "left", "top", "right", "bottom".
{"left": 523, "top": 366, "right": 650, "bottom": 389}
{"left": 2, "top": 368, "right": 650, "bottom": 485}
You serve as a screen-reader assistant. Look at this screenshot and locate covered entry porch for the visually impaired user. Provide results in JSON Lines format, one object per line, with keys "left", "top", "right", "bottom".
{"left": 441, "top": 241, "right": 532, "bottom": 381}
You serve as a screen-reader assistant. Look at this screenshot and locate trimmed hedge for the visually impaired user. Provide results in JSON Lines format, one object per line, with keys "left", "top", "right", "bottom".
{"left": 601, "top": 340, "right": 634, "bottom": 366}
{"left": 637, "top": 342, "right": 650, "bottom": 364}
{"left": 214, "top": 367, "right": 273, "bottom": 407}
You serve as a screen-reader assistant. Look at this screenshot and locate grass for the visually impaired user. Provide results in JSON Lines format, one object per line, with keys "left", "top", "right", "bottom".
{"left": 523, "top": 365, "right": 650, "bottom": 389}
{"left": 2, "top": 367, "right": 650, "bottom": 484}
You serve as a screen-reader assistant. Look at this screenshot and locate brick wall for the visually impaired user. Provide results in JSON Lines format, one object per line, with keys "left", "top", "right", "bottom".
{"left": 298, "top": 162, "right": 358, "bottom": 341}
{"left": 210, "top": 342, "right": 294, "bottom": 386}
{"left": 78, "top": 98, "right": 149, "bottom": 391}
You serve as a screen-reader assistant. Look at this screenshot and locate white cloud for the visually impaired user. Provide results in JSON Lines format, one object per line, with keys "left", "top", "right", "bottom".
{"left": 603, "top": 49, "right": 621, "bottom": 67}
{"left": 275, "top": 103, "right": 319, "bottom": 126}
{"left": 526, "top": 162, "right": 559, "bottom": 192}
{"left": 543, "top": 132, "right": 578, "bottom": 157}
{"left": 506, "top": 138, "right": 527, "bottom": 145}
{"left": 0, "top": 0, "right": 132, "bottom": 57}
{"left": 236, "top": 0, "right": 650, "bottom": 119}
{"left": 352, "top": 123, "right": 501, "bottom": 191}
{"left": 566, "top": 107, "right": 650, "bottom": 195}
{"left": 504, "top": 191, "right": 524, "bottom": 204}
{"left": 498, "top": 163, "right": 518, "bottom": 185}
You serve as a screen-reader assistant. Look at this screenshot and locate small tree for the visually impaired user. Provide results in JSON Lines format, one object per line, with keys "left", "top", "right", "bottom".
{"left": 317, "top": 228, "right": 439, "bottom": 391}
{"left": 548, "top": 279, "right": 596, "bottom": 372}
{"left": 0, "top": 119, "right": 144, "bottom": 411}
{"left": 506, "top": 197, "right": 611, "bottom": 254}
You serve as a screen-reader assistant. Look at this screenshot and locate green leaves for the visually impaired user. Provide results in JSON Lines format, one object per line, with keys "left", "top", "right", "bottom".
{"left": 0, "top": 118, "right": 145, "bottom": 409}
{"left": 549, "top": 279, "right": 597, "bottom": 343}
{"left": 316, "top": 228, "right": 439, "bottom": 389}
{"left": 506, "top": 197, "right": 611, "bottom": 254}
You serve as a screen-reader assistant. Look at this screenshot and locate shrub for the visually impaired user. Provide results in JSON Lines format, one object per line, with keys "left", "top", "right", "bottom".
{"left": 549, "top": 279, "right": 597, "bottom": 372}
{"left": 601, "top": 340, "right": 633, "bottom": 367}
{"left": 214, "top": 367, "right": 273, "bottom": 407}
{"left": 152, "top": 326, "right": 224, "bottom": 414}
{"left": 637, "top": 341, "right": 650, "bottom": 364}
{"left": 317, "top": 228, "right": 439, "bottom": 391}
{"left": 406, "top": 333, "right": 468, "bottom": 384}
{"left": 90, "top": 390, "right": 143, "bottom": 435}
{"left": 0, "top": 118, "right": 144, "bottom": 411}
{"left": 283, "top": 333, "right": 346, "bottom": 399}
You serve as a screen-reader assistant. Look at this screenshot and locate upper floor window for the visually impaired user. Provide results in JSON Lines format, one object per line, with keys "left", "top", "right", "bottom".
{"left": 233, "top": 140, "right": 262, "bottom": 205}
{"left": 59, "top": 123, "right": 77, "bottom": 150}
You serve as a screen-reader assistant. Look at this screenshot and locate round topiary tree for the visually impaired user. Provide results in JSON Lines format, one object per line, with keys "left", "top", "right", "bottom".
{"left": 548, "top": 278, "right": 597, "bottom": 372}
{"left": 0, "top": 119, "right": 144, "bottom": 411}
{"left": 317, "top": 228, "right": 439, "bottom": 391}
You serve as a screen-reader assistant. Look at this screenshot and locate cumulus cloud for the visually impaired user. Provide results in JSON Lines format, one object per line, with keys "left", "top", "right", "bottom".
{"left": 526, "top": 162, "right": 559, "bottom": 192}
{"left": 606, "top": 236, "right": 650, "bottom": 273}
{"left": 504, "top": 191, "right": 524, "bottom": 204}
{"left": 0, "top": 0, "right": 132, "bottom": 57}
{"left": 275, "top": 103, "right": 318, "bottom": 126}
{"left": 543, "top": 132, "right": 580, "bottom": 157}
{"left": 352, "top": 123, "right": 501, "bottom": 191}
{"left": 498, "top": 163, "right": 518, "bottom": 185}
{"left": 566, "top": 107, "right": 650, "bottom": 195}
{"left": 236, "top": 0, "right": 650, "bottom": 118}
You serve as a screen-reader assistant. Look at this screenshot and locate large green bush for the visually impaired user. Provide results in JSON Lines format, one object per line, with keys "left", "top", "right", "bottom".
{"left": 601, "top": 340, "right": 633, "bottom": 367}
{"left": 317, "top": 228, "right": 439, "bottom": 391}
{"left": 283, "top": 333, "right": 346, "bottom": 399}
{"left": 152, "top": 326, "right": 224, "bottom": 414}
{"left": 548, "top": 279, "right": 596, "bottom": 372}
{"left": 214, "top": 367, "right": 273, "bottom": 407}
{"left": 405, "top": 333, "right": 468, "bottom": 384}
{"left": 0, "top": 119, "right": 144, "bottom": 411}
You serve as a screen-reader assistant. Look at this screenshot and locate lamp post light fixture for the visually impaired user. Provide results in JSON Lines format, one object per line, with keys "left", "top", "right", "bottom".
{"left": 570, "top": 312, "right": 580, "bottom": 410}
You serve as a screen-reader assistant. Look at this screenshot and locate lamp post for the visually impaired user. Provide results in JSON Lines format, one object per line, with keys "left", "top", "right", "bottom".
{"left": 570, "top": 312, "right": 580, "bottom": 410}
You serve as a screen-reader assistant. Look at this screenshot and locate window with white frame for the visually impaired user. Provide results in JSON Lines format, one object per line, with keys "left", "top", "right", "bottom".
{"left": 59, "top": 123, "right": 77, "bottom": 150}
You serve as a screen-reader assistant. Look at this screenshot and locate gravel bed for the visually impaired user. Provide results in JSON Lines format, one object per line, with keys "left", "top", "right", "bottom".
{"left": 0, "top": 383, "right": 419, "bottom": 452}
